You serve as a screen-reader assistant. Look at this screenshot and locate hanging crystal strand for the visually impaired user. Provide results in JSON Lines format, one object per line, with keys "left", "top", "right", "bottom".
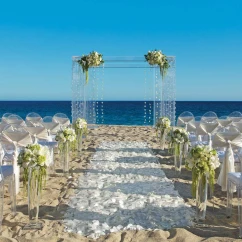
{"left": 148, "top": 67, "right": 152, "bottom": 125}
{"left": 156, "top": 67, "right": 160, "bottom": 125}
{"left": 144, "top": 68, "right": 147, "bottom": 125}
{"left": 101, "top": 64, "right": 104, "bottom": 124}
{"left": 92, "top": 67, "right": 96, "bottom": 126}
{"left": 96, "top": 67, "right": 99, "bottom": 125}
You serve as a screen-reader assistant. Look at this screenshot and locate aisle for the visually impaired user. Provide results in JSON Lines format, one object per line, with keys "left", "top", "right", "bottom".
{"left": 64, "top": 142, "right": 194, "bottom": 239}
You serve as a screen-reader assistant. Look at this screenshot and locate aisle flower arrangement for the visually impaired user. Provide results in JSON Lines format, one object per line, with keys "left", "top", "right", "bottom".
{"left": 55, "top": 127, "right": 76, "bottom": 175}
{"left": 74, "top": 118, "right": 88, "bottom": 154}
{"left": 74, "top": 118, "right": 88, "bottom": 135}
{"left": 155, "top": 117, "right": 171, "bottom": 149}
{"left": 77, "top": 51, "right": 104, "bottom": 84}
{"left": 18, "top": 144, "right": 51, "bottom": 192}
{"left": 185, "top": 145, "right": 220, "bottom": 197}
{"left": 144, "top": 50, "right": 170, "bottom": 79}
{"left": 167, "top": 128, "right": 190, "bottom": 173}
{"left": 167, "top": 128, "right": 189, "bottom": 156}
{"left": 55, "top": 127, "right": 77, "bottom": 152}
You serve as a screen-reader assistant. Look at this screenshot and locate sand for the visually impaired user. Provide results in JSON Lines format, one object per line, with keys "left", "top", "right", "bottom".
{"left": 1, "top": 125, "right": 242, "bottom": 242}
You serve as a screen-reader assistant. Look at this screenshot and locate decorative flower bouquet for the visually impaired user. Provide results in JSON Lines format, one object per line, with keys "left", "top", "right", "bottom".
{"left": 55, "top": 127, "right": 77, "bottom": 152}
{"left": 155, "top": 117, "right": 171, "bottom": 149}
{"left": 167, "top": 128, "right": 189, "bottom": 156}
{"left": 74, "top": 118, "right": 88, "bottom": 153}
{"left": 74, "top": 118, "right": 88, "bottom": 135}
{"left": 185, "top": 145, "right": 220, "bottom": 198}
{"left": 144, "top": 50, "right": 170, "bottom": 79}
{"left": 55, "top": 127, "right": 77, "bottom": 174}
{"left": 18, "top": 144, "right": 51, "bottom": 192}
{"left": 77, "top": 51, "right": 104, "bottom": 84}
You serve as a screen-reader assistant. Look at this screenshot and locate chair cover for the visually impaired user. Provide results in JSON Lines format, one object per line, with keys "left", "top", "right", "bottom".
{"left": 41, "top": 122, "right": 61, "bottom": 135}
{"left": 196, "top": 122, "right": 219, "bottom": 148}
{"left": 218, "top": 119, "right": 233, "bottom": 128}
{"left": 0, "top": 123, "right": 9, "bottom": 133}
{"left": 2, "top": 114, "right": 25, "bottom": 126}
{"left": 24, "top": 126, "right": 49, "bottom": 142}
{"left": 228, "top": 111, "right": 242, "bottom": 123}
{"left": 26, "top": 112, "right": 43, "bottom": 127}
{"left": 53, "top": 113, "right": 70, "bottom": 127}
{"left": 233, "top": 122, "right": 242, "bottom": 133}
{"left": 214, "top": 127, "right": 242, "bottom": 191}
{"left": 0, "top": 129, "right": 33, "bottom": 194}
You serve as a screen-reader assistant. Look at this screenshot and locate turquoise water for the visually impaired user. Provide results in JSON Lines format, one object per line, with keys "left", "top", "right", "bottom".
{"left": 0, "top": 101, "right": 242, "bottom": 125}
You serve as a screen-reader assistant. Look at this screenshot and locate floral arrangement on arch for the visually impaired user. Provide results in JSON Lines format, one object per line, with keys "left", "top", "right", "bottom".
{"left": 55, "top": 127, "right": 77, "bottom": 152}
{"left": 77, "top": 51, "right": 104, "bottom": 84}
{"left": 185, "top": 145, "right": 220, "bottom": 197}
{"left": 145, "top": 50, "right": 170, "bottom": 79}
{"left": 18, "top": 144, "right": 51, "bottom": 192}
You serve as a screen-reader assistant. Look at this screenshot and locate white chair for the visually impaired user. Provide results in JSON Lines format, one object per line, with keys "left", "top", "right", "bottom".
{"left": 218, "top": 116, "right": 232, "bottom": 128}
{"left": 201, "top": 111, "right": 218, "bottom": 124}
{"left": 177, "top": 111, "right": 194, "bottom": 131}
{"left": 53, "top": 113, "right": 70, "bottom": 129}
{"left": 2, "top": 114, "right": 25, "bottom": 126}
{"left": 41, "top": 116, "right": 61, "bottom": 137}
{"left": 24, "top": 126, "right": 49, "bottom": 143}
{"left": 0, "top": 125, "right": 33, "bottom": 194}
{"left": 0, "top": 143, "right": 16, "bottom": 215}
{"left": 2, "top": 113, "right": 14, "bottom": 122}
{"left": 233, "top": 122, "right": 242, "bottom": 133}
{"left": 197, "top": 112, "right": 219, "bottom": 148}
{"left": 228, "top": 111, "right": 242, "bottom": 123}
{"left": 226, "top": 172, "right": 242, "bottom": 237}
{"left": 214, "top": 126, "right": 242, "bottom": 191}
{"left": 25, "top": 112, "right": 43, "bottom": 127}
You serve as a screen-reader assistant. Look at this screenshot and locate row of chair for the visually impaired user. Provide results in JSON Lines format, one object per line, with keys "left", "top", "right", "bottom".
{"left": 0, "top": 112, "right": 71, "bottom": 228}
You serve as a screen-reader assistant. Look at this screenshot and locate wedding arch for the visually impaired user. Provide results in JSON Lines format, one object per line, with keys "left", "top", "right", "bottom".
{"left": 71, "top": 54, "right": 176, "bottom": 126}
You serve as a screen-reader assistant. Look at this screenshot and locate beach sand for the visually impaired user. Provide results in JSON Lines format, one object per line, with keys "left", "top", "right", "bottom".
{"left": 1, "top": 125, "right": 242, "bottom": 242}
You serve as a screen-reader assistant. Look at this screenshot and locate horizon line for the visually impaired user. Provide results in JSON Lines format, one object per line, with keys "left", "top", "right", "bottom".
{"left": 0, "top": 100, "right": 242, "bottom": 102}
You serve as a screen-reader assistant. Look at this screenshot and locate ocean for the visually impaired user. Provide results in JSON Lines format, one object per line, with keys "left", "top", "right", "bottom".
{"left": 0, "top": 101, "right": 242, "bottom": 125}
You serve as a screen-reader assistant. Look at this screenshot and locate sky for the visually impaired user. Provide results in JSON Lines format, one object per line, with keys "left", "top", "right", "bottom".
{"left": 0, "top": 0, "right": 241, "bottom": 101}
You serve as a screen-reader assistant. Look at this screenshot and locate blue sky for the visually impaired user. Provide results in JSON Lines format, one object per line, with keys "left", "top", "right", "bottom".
{"left": 0, "top": 0, "right": 241, "bottom": 101}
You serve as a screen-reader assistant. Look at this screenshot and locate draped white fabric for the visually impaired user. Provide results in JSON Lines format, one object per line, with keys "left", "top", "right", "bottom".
{"left": 218, "top": 119, "right": 232, "bottom": 128}
{"left": 177, "top": 116, "right": 194, "bottom": 130}
{"left": 214, "top": 131, "right": 242, "bottom": 191}
{"left": 233, "top": 122, "right": 242, "bottom": 133}
{"left": 25, "top": 117, "right": 43, "bottom": 127}
{"left": 41, "top": 122, "right": 60, "bottom": 135}
{"left": 24, "top": 126, "right": 49, "bottom": 141}
{"left": 0, "top": 131, "right": 33, "bottom": 147}
{"left": 0, "top": 130, "right": 33, "bottom": 194}
{"left": 196, "top": 122, "right": 219, "bottom": 149}
{"left": 53, "top": 117, "right": 70, "bottom": 127}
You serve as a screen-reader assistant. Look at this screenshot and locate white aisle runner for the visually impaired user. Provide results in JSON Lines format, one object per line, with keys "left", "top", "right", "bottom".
{"left": 64, "top": 142, "right": 194, "bottom": 239}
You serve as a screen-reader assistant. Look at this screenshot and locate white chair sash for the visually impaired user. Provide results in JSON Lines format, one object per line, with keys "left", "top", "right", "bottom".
{"left": 214, "top": 132, "right": 242, "bottom": 191}
{"left": 1, "top": 131, "right": 33, "bottom": 147}
{"left": 186, "top": 120, "right": 197, "bottom": 133}
{"left": 196, "top": 122, "right": 219, "bottom": 149}
{"left": 41, "top": 122, "right": 60, "bottom": 135}
{"left": 177, "top": 117, "right": 194, "bottom": 130}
